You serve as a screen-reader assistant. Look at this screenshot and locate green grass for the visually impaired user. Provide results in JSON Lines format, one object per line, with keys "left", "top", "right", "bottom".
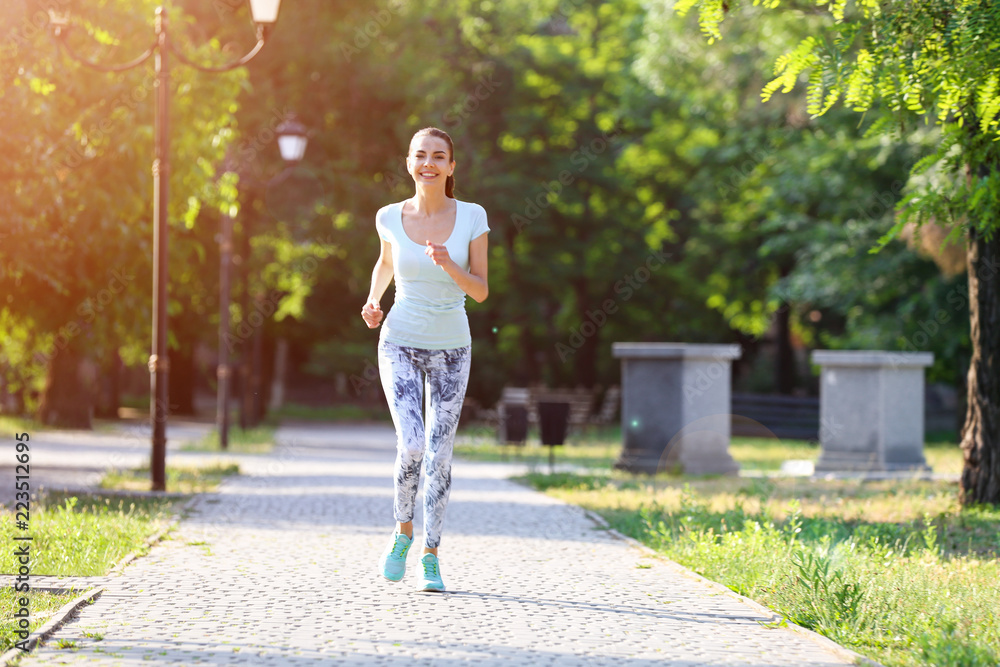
{"left": 455, "top": 424, "right": 966, "bottom": 474}
{"left": 0, "top": 495, "right": 178, "bottom": 577}
{"left": 119, "top": 394, "right": 149, "bottom": 410}
{"left": 99, "top": 462, "right": 241, "bottom": 493}
{"left": 455, "top": 424, "right": 622, "bottom": 467}
{"left": 523, "top": 472, "right": 1000, "bottom": 667}
{"left": 0, "top": 488, "right": 183, "bottom": 654}
{"left": 269, "top": 402, "right": 393, "bottom": 423}
{"left": 183, "top": 426, "right": 276, "bottom": 454}
{"left": 454, "top": 440, "right": 621, "bottom": 467}
{"left": 0, "top": 588, "right": 86, "bottom": 655}
{"left": 0, "top": 415, "right": 41, "bottom": 435}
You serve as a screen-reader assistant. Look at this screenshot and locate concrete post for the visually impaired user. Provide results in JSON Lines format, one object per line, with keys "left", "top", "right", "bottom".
{"left": 811, "top": 350, "right": 934, "bottom": 472}
{"left": 612, "top": 343, "right": 741, "bottom": 475}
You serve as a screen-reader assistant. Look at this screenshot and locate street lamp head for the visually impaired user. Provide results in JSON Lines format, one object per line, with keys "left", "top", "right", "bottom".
{"left": 47, "top": 10, "right": 69, "bottom": 36}
{"left": 248, "top": 0, "right": 282, "bottom": 26}
{"left": 276, "top": 113, "right": 308, "bottom": 164}
{"left": 47, "top": 10, "right": 68, "bottom": 28}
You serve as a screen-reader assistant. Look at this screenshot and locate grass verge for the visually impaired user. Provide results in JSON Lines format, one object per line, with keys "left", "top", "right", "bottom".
{"left": 455, "top": 426, "right": 965, "bottom": 475}
{"left": 523, "top": 471, "right": 999, "bottom": 667}
{"left": 0, "top": 495, "right": 179, "bottom": 577}
{"left": 0, "top": 588, "right": 87, "bottom": 656}
{"left": 269, "top": 402, "right": 392, "bottom": 423}
{"left": 0, "top": 415, "right": 40, "bottom": 436}
{"left": 0, "top": 493, "right": 181, "bottom": 652}
{"left": 183, "top": 426, "right": 276, "bottom": 454}
{"left": 99, "top": 462, "right": 240, "bottom": 493}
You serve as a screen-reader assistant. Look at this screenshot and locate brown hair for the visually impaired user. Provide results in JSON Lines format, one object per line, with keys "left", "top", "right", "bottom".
{"left": 410, "top": 127, "right": 455, "bottom": 198}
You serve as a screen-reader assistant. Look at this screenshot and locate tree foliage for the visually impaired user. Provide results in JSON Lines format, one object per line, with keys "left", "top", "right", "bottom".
{"left": 2, "top": 0, "right": 988, "bottom": 496}
{"left": 677, "top": 0, "right": 1000, "bottom": 504}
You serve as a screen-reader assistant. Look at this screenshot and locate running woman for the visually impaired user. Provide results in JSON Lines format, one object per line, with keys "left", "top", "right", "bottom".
{"left": 361, "top": 127, "right": 489, "bottom": 592}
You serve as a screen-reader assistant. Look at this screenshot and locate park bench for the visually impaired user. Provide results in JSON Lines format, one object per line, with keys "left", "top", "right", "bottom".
{"left": 493, "top": 385, "right": 620, "bottom": 443}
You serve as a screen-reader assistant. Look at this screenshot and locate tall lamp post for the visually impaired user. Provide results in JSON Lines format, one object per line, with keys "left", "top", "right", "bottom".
{"left": 217, "top": 114, "right": 307, "bottom": 449}
{"left": 49, "top": 1, "right": 284, "bottom": 491}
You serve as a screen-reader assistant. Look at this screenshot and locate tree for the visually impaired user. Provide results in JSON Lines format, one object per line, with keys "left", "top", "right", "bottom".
{"left": 392, "top": 0, "right": 701, "bottom": 393}
{"left": 0, "top": 0, "right": 245, "bottom": 425}
{"left": 677, "top": 0, "right": 1000, "bottom": 504}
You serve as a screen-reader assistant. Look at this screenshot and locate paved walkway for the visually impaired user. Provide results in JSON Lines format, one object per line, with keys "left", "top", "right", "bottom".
{"left": 0, "top": 418, "right": 218, "bottom": 507}
{"left": 15, "top": 423, "right": 858, "bottom": 666}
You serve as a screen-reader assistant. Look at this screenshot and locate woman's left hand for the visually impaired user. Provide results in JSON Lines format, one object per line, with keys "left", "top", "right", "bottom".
{"left": 425, "top": 241, "right": 454, "bottom": 269}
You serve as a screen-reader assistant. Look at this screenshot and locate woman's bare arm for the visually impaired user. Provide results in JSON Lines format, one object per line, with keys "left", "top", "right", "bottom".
{"left": 362, "top": 236, "right": 394, "bottom": 328}
{"left": 425, "top": 232, "right": 489, "bottom": 302}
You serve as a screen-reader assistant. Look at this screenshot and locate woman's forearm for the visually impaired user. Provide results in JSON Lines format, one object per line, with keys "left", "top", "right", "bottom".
{"left": 443, "top": 263, "right": 488, "bottom": 303}
{"left": 367, "top": 259, "right": 394, "bottom": 303}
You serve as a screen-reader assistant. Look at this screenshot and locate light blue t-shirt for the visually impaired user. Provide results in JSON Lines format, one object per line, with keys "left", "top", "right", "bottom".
{"left": 376, "top": 199, "right": 490, "bottom": 350}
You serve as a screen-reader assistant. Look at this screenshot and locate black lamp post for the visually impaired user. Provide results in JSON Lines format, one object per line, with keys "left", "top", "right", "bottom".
{"left": 217, "top": 114, "right": 307, "bottom": 449}
{"left": 49, "top": 0, "right": 284, "bottom": 491}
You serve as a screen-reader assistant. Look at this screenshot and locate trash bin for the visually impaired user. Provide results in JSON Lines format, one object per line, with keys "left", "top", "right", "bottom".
{"left": 537, "top": 401, "right": 570, "bottom": 446}
{"left": 500, "top": 404, "right": 528, "bottom": 444}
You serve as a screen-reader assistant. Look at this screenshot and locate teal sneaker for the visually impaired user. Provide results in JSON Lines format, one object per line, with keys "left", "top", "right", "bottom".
{"left": 418, "top": 553, "right": 445, "bottom": 592}
{"left": 378, "top": 532, "right": 412, "bottom": 582}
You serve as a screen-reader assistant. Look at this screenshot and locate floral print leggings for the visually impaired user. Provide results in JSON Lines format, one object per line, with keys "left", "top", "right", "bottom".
{"left": 377, "top": 339, "right": 472, "bottom": 549}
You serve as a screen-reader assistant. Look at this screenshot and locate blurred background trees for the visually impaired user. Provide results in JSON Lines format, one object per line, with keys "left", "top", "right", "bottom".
{"left": 0, "top": 0, "right": 970, "bottom": 439}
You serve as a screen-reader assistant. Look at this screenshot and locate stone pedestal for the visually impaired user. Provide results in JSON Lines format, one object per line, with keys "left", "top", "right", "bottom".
{"left": 812, "top": 350, "right": 934, "bottom": 473}
{"left": 612, "top": 343, "right": 741, "bottom": 475}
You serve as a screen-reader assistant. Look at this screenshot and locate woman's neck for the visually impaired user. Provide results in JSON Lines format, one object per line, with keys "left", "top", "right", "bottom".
{"left": 409, "top": 187, "right": 452, "bottom": 217}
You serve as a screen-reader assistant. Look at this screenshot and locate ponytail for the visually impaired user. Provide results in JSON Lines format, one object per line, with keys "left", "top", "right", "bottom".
{"left": 446, "top": 174, "right": 455, "bottom": 198}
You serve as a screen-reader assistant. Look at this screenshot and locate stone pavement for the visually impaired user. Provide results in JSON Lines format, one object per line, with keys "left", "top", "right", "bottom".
{"left": 15, "top": 423, "right": 860, "bottom": 666}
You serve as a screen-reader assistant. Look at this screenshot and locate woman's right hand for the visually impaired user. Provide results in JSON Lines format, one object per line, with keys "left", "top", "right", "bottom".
{"left": 361, "top": 300, "right": 383, "bottom": 329}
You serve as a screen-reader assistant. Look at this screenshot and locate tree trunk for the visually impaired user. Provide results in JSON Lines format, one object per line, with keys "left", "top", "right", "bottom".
{"left": 959, "top": 226, "right": 1000, "bottom": 505}
{"left": 169, "top": 344, "right": 196, "bottom": 416}
{"left": 269, "top": 337, "right": 289, "bottom": 412}
{"left": 94, "top": 350, "right": 122, "bottom": 419}
{"left": 775, "top": 264, "right": 796, "bottom": 394}
{"left": 38, "top": 342, "right": 92, "bottom": 429}
{"left": 775, "top": 302, "right": 796, "bottom": 394}
{"left": 574, "top": 281, "right": 598, "bottom": 388}
{"left": 250, "top": 322, "right": 265, "bottom": 425}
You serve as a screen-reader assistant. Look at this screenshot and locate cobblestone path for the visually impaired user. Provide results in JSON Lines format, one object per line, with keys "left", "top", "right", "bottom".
{"left": 18, "top": 423, "right": 857, "bottom": 666}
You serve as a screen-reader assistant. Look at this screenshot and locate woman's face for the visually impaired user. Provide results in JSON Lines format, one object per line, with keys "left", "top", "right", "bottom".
{"left": 407, "top": 135, "right": 454, "bottom": 188}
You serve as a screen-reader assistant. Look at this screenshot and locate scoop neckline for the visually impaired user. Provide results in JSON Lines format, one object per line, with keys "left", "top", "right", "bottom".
{"left": 398, "top": 199, "right": 460, "bottom": 248}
